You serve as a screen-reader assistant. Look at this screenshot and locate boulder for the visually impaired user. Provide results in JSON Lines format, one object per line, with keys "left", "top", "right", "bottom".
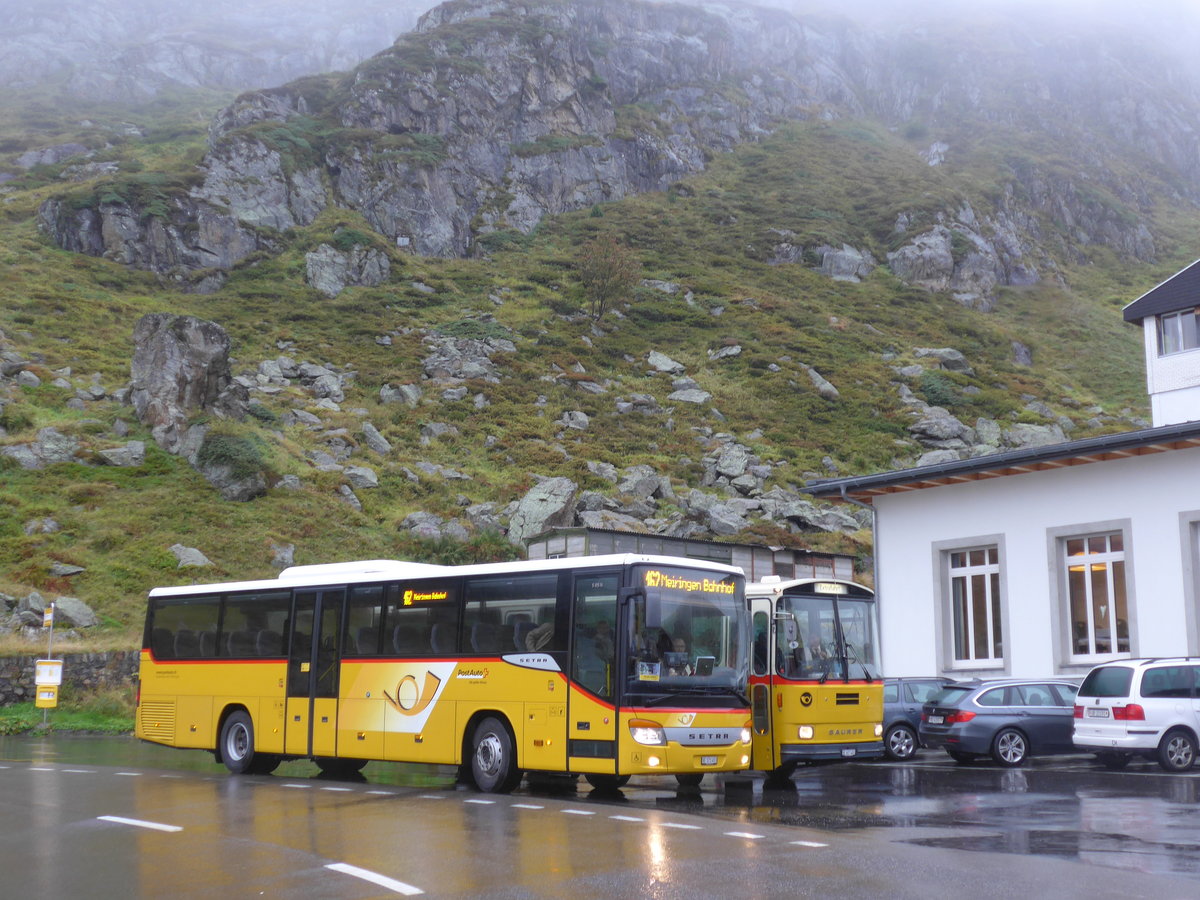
{"left": 305, "top": 242, "right": 391, "bottom": 298}
{"left": 507, "top": 477, "right": 577, "bottom": 546}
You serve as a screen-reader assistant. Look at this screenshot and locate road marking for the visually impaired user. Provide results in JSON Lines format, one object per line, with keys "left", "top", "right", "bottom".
{"left": 511, "top": 803, "right": 544, "bottom": 809}
{"left": 419, "top": 794, "right": 447, "bottom": 799}
{"left": 562, "top": 809, "right": 595, "bottom": 816}
{"left": 661, "top": 823, "right": 702, "bottom": 830}
{"left": 610, "top": 815, "right": 645, "bottom": 822}
{"left": 724, "top": 831, "right": 764, "bottom": 840}
{"left": 282, "top": 783, "right": 312, "bottom": 789}
{"left": 326, "top": 862, "right": 423, "bottom": 895}
{"left": 115, "top": 772, "right": 142, "bottom": 776}
{"left": 320, "top": 787, "right": 353, "bottom": 792}
{"left": 790, "top": 840, "right": 829, "bottom": 848}
{"left": 30, "top": 767, "right": 54, "bottom": 771}
{"left": 367, "top": 790, "right": 397, "bottom": 796}
{"left": 64, "top": 769, "right": 96, "bottom": 774}
{"left": 464, "top": 798, "right": 495, "bottom": 804}
{"left": 97, "top": 815, "right": 183, "bottom": 833}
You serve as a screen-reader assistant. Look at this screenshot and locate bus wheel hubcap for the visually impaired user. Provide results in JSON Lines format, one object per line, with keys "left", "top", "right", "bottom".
{"left": 477, "top": 734, "right": 502, "bottom": 775}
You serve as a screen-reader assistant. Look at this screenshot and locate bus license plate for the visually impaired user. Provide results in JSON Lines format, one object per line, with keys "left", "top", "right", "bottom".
{"left": 927, "top": 715, "right": 944, "bottom": 724}
{"left": 701, "top": 755, "right": 717, "bottom": 766}
{"left": 1087, "top": 708, "right": 1110, "bottom": 718}
{"left": 841, "top": 748, "right": 856, "bottom": 758}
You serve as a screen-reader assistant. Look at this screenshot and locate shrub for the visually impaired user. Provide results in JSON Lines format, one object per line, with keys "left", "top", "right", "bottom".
{"left": 196, "top": 430, "right": 267, "bottom": 480}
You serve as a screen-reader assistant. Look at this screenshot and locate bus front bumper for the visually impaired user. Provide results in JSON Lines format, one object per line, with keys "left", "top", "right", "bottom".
{"left": 780, "top": 740, "right": 884, "bottom": 762}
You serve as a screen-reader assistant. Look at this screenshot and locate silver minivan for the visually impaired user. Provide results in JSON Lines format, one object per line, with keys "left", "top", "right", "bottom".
{"left": 1072, "top": 658, "right": 1200, "bottom": 771}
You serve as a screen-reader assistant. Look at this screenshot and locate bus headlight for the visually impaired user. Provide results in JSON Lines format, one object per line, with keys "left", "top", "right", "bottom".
{"left": 740, "top": 725, "right": 752, "bottom": 745}
{"left": 798, "top": 725, "right": 814, "bottom": 740}
{"left": 629, "top": 718, "right": 667, "bottom": 746}
{"left": 874, "top": 724, "right": 883, "bottom": 737}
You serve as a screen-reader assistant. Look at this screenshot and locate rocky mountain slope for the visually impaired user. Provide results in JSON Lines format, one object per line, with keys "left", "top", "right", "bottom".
{"left": 1, "top": 0, "right": 1195, "bottom": 638}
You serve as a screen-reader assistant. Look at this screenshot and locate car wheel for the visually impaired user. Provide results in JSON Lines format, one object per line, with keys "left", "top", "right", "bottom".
{"left": 584, "top": 773, "right": 631, "bottom": 791}
{"left": 991, "top": 727, "right": 1028, "bottom": 767}
{"left": 884, "top": 724, "right": 918, "bottom": 761}
{"left": 1157, "top": 729, "right": 1198, "bottom": 772}
{"left": 1096, "top": 752, "right": 1131, "bottom": 771}
{"left": 946, "top": 750, "right": 976, "bottom": 764}
{"left": 470, "top": 716, "right": 522, "bottom": 793}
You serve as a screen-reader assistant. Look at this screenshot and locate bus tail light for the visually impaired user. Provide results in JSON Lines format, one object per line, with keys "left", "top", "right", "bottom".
{"left": 629, "top": 719, "right": 666, "bottom": 746}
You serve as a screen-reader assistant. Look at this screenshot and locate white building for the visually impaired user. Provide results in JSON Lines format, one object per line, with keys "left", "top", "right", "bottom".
{"left": 807, "top": 261, "right": 1200, "bottom": 679}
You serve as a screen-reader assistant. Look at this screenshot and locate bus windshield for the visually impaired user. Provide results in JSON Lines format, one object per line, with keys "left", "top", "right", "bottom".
{"left": 775, "top": 592, "right": 880, "bottom": 681}
{"left": 626, "top": 564, "right": 749, "bottom": 704}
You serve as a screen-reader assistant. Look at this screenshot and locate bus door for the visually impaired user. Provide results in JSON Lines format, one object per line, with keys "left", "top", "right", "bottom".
{"left": 749, "top": 596, "right": 776, "bottom": 771}
{"left": 285, "top": 589, "right": 346, "bottom": 759}
{"left": 568, "top": 572, "right": 619, "bottom": 775}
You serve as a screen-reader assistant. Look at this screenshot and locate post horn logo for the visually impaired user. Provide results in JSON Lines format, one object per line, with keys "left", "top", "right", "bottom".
{"left": 385, "top": 671, "right": 443, "bottom": 716}
{"left": 800, "top": 691, "right": 814, "bottom": 707}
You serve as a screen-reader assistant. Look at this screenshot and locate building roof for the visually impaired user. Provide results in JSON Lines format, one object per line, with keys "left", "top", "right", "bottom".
{"left": 806, "top": 419, "right": 1200, "bottom": 504}
{"left": 1123, "top": 258, "right": 1200, "bottom": 323}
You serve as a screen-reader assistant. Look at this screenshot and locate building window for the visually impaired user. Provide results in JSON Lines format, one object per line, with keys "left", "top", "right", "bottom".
{"left": 949, "top": 547, "right": 1002, "bottom": 664}
{"left": 1065, "top": 533, "right": 1130, "bottom": 658}
{"left": 1157, "top": 309, "right": 1200, "bottom": 356}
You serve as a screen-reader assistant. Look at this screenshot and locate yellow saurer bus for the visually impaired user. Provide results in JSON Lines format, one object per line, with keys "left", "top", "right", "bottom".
{"left": 136, "top": 554, "right": 752, "bottom": 792}
{"left": 746, "top": 577, "right": 883, "bottom": 779}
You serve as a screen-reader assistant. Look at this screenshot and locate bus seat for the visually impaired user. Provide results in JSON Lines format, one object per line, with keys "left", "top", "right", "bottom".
{"left": 174, "top": 629, "right": 200, "bottom": 658}
{"left": 430, "top": 623, "right": 455, "bottom": 654}
{"left": 393, "top": 624, "right": 421, "bottom": 654}
{"left": 471, "top": 622, "right": 500, "bottom": 653}
{"left": 199, "top": 630, "right": 218, "bottom": 657}
{"left": 256, "top": 630, "right": 282, "bottom": 657}
{"left": 357, "top": 625, "right": 379, "bottom": 656}
{"left": 513, "top": 620, "right": 535, "bottom": 650}
{"left": 227, "top": 630, "right": 256, "bottom": 657}
{"left": 152, "top": 627, "right": 174, "bottom": 659}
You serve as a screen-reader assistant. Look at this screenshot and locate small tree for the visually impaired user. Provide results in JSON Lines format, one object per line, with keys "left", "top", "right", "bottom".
{"left": 575, "top": 235, "right": 640, "bottom": 320}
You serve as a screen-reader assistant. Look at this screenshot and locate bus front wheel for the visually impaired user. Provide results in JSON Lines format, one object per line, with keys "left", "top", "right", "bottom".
{"left": 470, "top": 717, "right": 521, "bottom": 793}
{"left": 220, "top": 710, "right": 259, "bottom": 775}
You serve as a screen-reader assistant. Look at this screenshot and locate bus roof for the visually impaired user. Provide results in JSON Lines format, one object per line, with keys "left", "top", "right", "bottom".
{"left": 745, "top": 576, "right": 873, "bottom": 598}
{"left": 147, "top": 554, "right": 745, "bottom": 598}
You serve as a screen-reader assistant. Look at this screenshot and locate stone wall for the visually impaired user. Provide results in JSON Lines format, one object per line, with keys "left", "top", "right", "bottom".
{"left": 0, "top": 651, "right": 138, "bottom": 705}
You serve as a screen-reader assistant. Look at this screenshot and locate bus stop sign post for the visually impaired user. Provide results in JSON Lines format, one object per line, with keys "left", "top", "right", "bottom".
{"left": 37, "top": 603, "right": 59, "bottom": 719}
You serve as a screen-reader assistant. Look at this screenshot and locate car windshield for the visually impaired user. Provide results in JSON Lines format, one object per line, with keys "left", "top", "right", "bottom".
{"left": 625, "top": 564, "right": 749, "bottom": 705}
{"left": 928, "top": 685, "right": 973, "bottom": 706}
{"left": 1078, "top": 666, "right": 1133, "bottom": 698}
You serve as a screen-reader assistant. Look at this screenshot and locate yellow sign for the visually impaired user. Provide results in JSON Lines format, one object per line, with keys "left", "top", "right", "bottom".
{"left": 42, "top": 604, "right": 54, "bottom": 628}
{"left": 36, "top": 686, "right": 58, "bottom": 709}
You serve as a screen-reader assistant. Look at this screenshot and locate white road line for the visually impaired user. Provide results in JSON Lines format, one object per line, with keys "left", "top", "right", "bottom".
{"left": 790, "top": 840, "right": 829, "bottom": 848}
{"left": 724, "top": 831, "right": 764, "bottom": 840}
{"left": 610, "top": 815, "right": 645, "bottom": 822}
{"left": 97, "top": 815, "right": 183, "bottom": 833}
{"left": 464, "top": 798, "right": 495, "bottom": 804}
{"left": 115, "top": 772, "right": 141, "bottom": 776}
{"left": 661, "top": 822, "right": 702, "bottom": 830}
{"left": 30, "top": 767, "right": 54, "bottom": 771}
{"left": 511, "top": 803, "right": 544, "bottom": 809}
{"left": 320, "top": 787, "right": 353, "bottom": 792}
{"left": 282, "top": 783, "right": 312, "bottom": 789}
{"left": 326, "top": 862, "right": 423, "bottom": 896}
{"left": 64, "top": 769, "right": 96, "bottom": 774}
{"left": 419, "top": 794, "right": 447, "bottom": 799}
{"left": 562, "top": 809, "right": 595, "bottom": 816}
{"left": 367, "top": 790, "right": 397, "bottom": 796}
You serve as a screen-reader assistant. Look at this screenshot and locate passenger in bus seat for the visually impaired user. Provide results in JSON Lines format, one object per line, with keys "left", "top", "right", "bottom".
{"left": 525, "top": 621, "right": 554, "bottom": 651}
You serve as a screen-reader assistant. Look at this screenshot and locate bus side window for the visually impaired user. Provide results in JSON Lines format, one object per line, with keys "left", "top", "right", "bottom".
{"left": 752, "top": 611, "right": 769, "bottom": 677}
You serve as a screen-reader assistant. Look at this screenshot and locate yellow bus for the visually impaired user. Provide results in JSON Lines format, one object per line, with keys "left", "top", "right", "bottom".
{"left": 746, "top": 577, "right": 883, "bottom": 779}
{"left": 136, "top": 555, "right": 752, "bottom": 792}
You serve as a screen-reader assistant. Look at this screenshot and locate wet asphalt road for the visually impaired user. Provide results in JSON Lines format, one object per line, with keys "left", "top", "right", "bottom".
{"left": 1, "top": 736, "right": 1199, "bottom": 897}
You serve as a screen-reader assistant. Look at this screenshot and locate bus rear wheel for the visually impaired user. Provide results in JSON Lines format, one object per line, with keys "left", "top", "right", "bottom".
{"left": 220, "top": 710, "right": 260, "bottom": 775}
{"left": 470, "top": 717, "right": 521, "bottom": 793}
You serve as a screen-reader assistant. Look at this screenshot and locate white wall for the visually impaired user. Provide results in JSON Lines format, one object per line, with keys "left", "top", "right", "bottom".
{"left": 1142, "top": 318, "right": 1200, "bottom": 426}
{"left": 873, "top": 446, "right": 1200, "bottom": 678}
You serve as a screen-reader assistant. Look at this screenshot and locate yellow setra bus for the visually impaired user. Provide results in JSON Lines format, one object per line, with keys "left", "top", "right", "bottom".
{"left": 745, "top": 576, "right": 883, "bottom": 779}
{"left": 136, "top": 554, "right": 753, "bottom": 792}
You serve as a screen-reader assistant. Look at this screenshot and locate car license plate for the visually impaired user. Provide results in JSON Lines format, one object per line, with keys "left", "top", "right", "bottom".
{"left": 701, "top": 755, "right": 717, "bottom": 766}
{"left": 841, "top": 748, "right": 856, "bottom": 758}
{"left": 1086, "top": 708, "right": 1110, "bottom": 718}
{"left": 927, "top": 715, "right": 944, "bottom": 724}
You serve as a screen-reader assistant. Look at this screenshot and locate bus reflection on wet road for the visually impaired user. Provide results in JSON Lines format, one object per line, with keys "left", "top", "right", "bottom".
{"left": 4, "top": 735, "right": 1200, "bottom": 891}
